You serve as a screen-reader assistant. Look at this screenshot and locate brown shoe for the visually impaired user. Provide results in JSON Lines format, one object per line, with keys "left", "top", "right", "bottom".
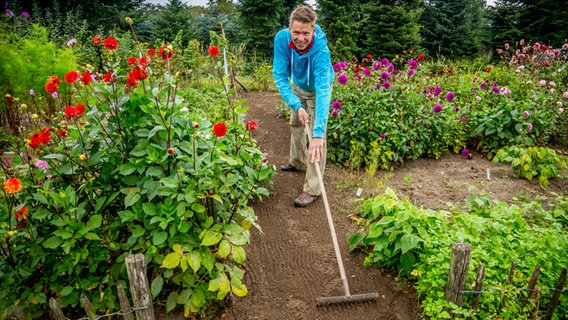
{"left": 294, "top": 191, "right": 318, "bottom": 207}
{"left": 280, "top": 162, "right": 299, "bottom": 172}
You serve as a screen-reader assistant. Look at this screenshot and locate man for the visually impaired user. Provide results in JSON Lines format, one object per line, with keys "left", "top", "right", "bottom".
{"left": 272, "top": 6, "right": 334, "bottom": 207}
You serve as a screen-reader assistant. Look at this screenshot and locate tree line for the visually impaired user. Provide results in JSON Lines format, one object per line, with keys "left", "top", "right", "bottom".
{"left": 8, "top": 0, "right": 568, "bottom": 62}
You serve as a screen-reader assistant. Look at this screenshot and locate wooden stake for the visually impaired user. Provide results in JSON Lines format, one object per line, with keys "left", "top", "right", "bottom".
{"left": 80, "top": 294, "right": 97, "bottom": 320}
{"left": 471, "top": 263, "right": 485, "bottom": 311}
{"left": 117, "top": 284, "right": 135, "bottom": 320}
{"left": 446, "top": 242, "right": 471, "bottom": 318}
{"left": 521, "top": 264, "right": 541, "bottom": 308}
{"left": 125, "top": 253, "right": 155, "bottom": 320}
{"left": 544, "top": 268, "right": 567, "bottom": 320}
{"left": 49, "top": 298, "right": 66, "bottom": 320}
{"left": 498, "top": 261, "right": 517, "bottom": 312}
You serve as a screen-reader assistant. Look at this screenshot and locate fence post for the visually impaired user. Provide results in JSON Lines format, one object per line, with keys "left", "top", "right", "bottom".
{"left": 49, "top": 298, "right": 66, "bottom": 320}
{"left": 80, "top": 294, "right": 97, "bottom": 320}
{"left": 498, "top": 261, "right": 517, "bottom": 312}
{"left": 471, "top": 263, "right": 485, "bottom": 311}
{"left": 125, "top": 253, "right": 155, "bottom": 320}
{"left": 446, "top": 242, "right": 471, "bottom": 317}
{"left": 544, "top": 267, "right": 567, "bottom": 320}
{"left": 9, "top": 306, "right": 26, "bottom": 320}
{"left": 117, "top": 284, "right": 135, "bottom": 320}
{"left": 521, "top": 264, "right": 541, "bottom": 308}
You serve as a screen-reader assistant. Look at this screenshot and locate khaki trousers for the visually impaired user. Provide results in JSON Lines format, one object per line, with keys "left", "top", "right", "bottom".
{"left": 288, "top": 84, "right": 327, "bottom": 196}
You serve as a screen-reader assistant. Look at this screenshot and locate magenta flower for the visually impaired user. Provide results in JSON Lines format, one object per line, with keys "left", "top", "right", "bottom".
{"left": 383, "top": 81, "right": 391, "bottom": 90}
{"left": 380, "top": 133, "right": 386, "bottom": 140}
{"left": 461, "top": 149, "right": 470, "bottom": 158}
{"left": 433, "top": 86, "right": 442, "bottom": 97}
{"left": 381, "top": 58, "right": 389, "bottom": 67}
{"left": 332, "top": 101, "right": 342, "bottom": 110}
{"left": 363, "top": 68, "right": 371, "bottom": 77}
{"left": 408, "top": 69, "right": 415, "bottom": 77}
{"left": 408, "top": 59, "right": 418, "bottom": 70}
{"left": 446, "top": 92, "right": 455, "bottom": 102}
{"left": 523, "top": 111, "right": 530, "bottom": 118}
{"left": 492, "top": 86, "right": 500, "bottom": 94}
{"left": 460, "top": 114, "right": 467, "bottom": 122}
{"left": 563, "top": 91, "right": 568, "bottom": 99}
{"left": 29, "top": 89, "right": 34, "bottom": 96}
{"left": 354, "top": 74, "right": 361, "bottom": 81}
{"left": 34, "top": 160, "right": 48, "bottom": 172}
{"left": 376, "top": 83, "right": 381, "bottom": 90}
{"left": 455, "top": 106, "right": 460, "bottom": 112}
{"left": 337, "top": 73, "right": 348, "bottom": 85}
{"left": 433, "top": 104, "right": 443, "bottom": 113}
{"left": 387, "top": 64, "right": 394, "bottom": 73}
{"left": 480, "top": 82, "right": 488, "bottom": 90}
{"left": 331, "top": 109, "right": 338, "bottom": 117}
{"left": 381, "top": 72, "right": 389, "bottom": 81}
{"left": 22, "top": 11, "right": 29, "bottom": 18}
{"left": 373, "top": 60, "right": 381, "bottom": 70}
{"left": 527, "top": 123, "right": 533, "bottom": 132}
{"left": 333, "top": 63, "right": 342, "bottom": 73}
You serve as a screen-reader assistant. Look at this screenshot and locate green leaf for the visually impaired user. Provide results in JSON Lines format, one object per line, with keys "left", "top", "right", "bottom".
{"left": 188, "top": 251, "right": 201, "bottom": 273}
{"left": 153, "top": 231, "right": 168, "bottom": 246}
{"left": 400, "top": 234, "right": 420, "bottom": 254}
{"left": 60, "top": 286, "right": 73, "bottom": 296}
{"left": 233, "top": 245, "right": 246, "bottom": 264}
{"left": 218, "top": 239, "right": 231, "bottom": 258}
{"left": 161, "top": 252, "right": 182, "bottom": 269}
{"left": 42, "top": 236, "right": 63, "bottom": 249}
{"left": 85, "top": 232, "right": 100, "bottom": 240}
{"left": 86, "top": 215, "right": 102, "bottom": 230}
{"left": 201, "top": 229, "right": 222, "bottom": 246}
{"left": 119, "top": 163, "right": 138, "bottom": 176}
{"left": 166, "top": 292, "right": 179, "bottom": 312}
{"left": 124, "top": 192, "right": 141, "bottom": 208}
{"left": 151, "top": 276, "right": 164, "bottom": 298}
{"left": 230, "top": 277, "right": 248, "bottom": 297}
{"left": 146, "top": 166, "right": 163, "bottom": 177}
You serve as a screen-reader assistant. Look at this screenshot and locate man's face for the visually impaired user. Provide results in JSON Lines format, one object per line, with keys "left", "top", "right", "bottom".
{"left": 290, "top": 20, "right": 315, "bottom": 51}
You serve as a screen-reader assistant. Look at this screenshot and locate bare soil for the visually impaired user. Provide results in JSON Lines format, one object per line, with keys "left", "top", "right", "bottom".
{"left": 171, "top": 91, "right": 567, "bottom": 320}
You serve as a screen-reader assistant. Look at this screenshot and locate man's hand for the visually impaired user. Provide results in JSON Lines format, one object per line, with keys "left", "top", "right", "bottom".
{"left": 297, "top": 107, "right": 309, "bottom": 126}
{"left": 309, "top": 137, "right": 324, "bottom": 163}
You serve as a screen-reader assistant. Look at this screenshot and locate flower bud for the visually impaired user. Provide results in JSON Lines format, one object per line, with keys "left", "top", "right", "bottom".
{"left": 125, "top": 17, "right": 133, "bottom": 25}
{"left": 79, "top": 154, "right": 87, "bottom": 161}
{"left": 168, "top": 148, "right": 174, "bottom": 155}
{"left": 193, "top": 123, "right": 199, "bottom": 129}
{"left": 262, "top": 157, "right": 268, "bottom": 163}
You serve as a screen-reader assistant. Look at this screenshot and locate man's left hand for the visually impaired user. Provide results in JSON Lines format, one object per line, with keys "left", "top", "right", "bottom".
{"left": 309, "top": 137, "right": 324, "bottom": 163}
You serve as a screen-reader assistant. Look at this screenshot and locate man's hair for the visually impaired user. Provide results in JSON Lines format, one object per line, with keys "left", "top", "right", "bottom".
{"left": 289, "top": 6, "right": 317, "bottom": 27}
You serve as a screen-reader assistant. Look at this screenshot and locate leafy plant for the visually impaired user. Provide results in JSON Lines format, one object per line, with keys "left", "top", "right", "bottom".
{"left": 0, "top": 24, "right": 274, "bottom": 319}
{"left": 493, "top": 146, "right": 568, "bottom": 188}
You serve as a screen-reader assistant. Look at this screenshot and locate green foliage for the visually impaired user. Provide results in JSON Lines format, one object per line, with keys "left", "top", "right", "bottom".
{"left": 493, "top": 146, "right": 568, "bottom": 188}
{"left": 0, "top": 31, "right": 274, "bottom": 318}
{"left": 351, "top": 189, "right": 568, "bottom": 319}
{"left": 238, "top": 0, "right": 284, "bottom": 59}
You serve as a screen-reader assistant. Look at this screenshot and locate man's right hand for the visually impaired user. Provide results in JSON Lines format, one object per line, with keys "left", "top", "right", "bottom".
{"left": 297, "top": 107, "right": 309, "bottom": 126}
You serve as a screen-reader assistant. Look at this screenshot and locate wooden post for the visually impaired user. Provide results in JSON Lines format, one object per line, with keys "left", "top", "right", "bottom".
{"left": 125, "top": 253, "right": 155, "bottom": 320}
{"left": 80, "top": 294, "right": 97, "bottom": 320}
{"left": 49, "top": 298, "right": 66, "bottom": 320}
{"left": 9, "top": 306, "right": 26, "bottom": 320}
{"left": 117, "top": 284, "right": 135, "bottom": 320}
{"left": 544, "top": 268, "right": 567, "bottom": 320}
{"left": 499, "top": 261, "right": 517, "bottom": 312}
{"left": 471, "top": 263, "right": 485, "bottom": 311}
{"left": 446, "top": 242, "right": 471, "bottom": 317}
{"left": 521, "top": 264, "right": 541, "bottom": 308}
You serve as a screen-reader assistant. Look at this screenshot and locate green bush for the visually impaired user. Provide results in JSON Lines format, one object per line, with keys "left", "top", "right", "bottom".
{"left": 0, "top": 34, "right": 274, "bottom": 319}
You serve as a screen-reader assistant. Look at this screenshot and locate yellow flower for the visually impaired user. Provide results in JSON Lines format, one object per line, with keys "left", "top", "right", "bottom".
{"left": 31, "top": 113, "right": 38, "bottom": 119}
{"left": 86, "top": 64, "right": 93, "bottom": 69}
{"left": 410, "top": 269, "right": 420, "bottom": 277}
{"left": 7, "top": 230, "right": 15, "bottom": 237}
{"left": 5, "top": 93, "right": 11, "bottom": 98}
{"left": 79, "top": 154, "right": 87, "bottom": 161}
{"left": 21, "top": 104, "right": 27, "bottom": 109}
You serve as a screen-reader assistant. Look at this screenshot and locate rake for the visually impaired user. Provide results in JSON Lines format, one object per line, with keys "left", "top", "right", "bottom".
{"left": 305, "top": 125, "right": 379, "bottom": 306}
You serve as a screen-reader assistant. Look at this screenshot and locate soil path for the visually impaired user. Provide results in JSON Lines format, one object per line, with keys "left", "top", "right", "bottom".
{"left": 222, "top": 92, "right": 422, "bottom": 320}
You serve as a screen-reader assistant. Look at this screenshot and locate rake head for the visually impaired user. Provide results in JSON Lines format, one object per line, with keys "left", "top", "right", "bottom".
{"left": 316, "top": 292, "right": 379, "bottom": 306}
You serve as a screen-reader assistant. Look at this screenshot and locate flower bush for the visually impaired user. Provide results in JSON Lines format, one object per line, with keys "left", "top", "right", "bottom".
{"left": 0, "top": 23, "right": 274, "bottom": 319}
{"left": 328, "top": 40, "right": 568, "bottom": 172}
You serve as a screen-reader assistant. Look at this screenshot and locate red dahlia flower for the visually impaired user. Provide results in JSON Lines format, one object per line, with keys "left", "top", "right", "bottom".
{"left": 127, "top": 57, "right": 138, "bottom": 65}
{"left": 159, "top": 45, "right": 174, "bottom": 60}
{"left": 147, "top": 48, "right": 156, "bottom": 56}
{"left": 65, "top": 71, "right": 80, "bottom": 84}
{"left": 45, "top": 82, "right": 58, "bottom": 94}
{"left": 81, "top": 72, "right": 92, "bottom": 85}
{"left": 103, "top": 37, "right": 118, "bottom": 51}
{"left": 139, "top": 56, "right": 150, "bottom": 66}
{"left": 417, "top": 54, "right": 425, "bottom": 61}
{"left": 245, "top": 121, "right": 258, "bottom": 131}
{"left": 49, "top": 76, "right": 61, "bottom": 84}
{"left": 213, "top": 122, "right": 227, "bottom": 137}
{"left": 29, "top": 132, "right": 42, "bottom": 149}
{"left": 103, "top": 72, "right": 113, "bottom": 83}
{"left": 208, "top": 46, "right": 220, "bottom": 58}
{"left": 15, "top": 206, "right": 28, "bottom": 220}
{"left": 92, "top": 35, "right": 101, "bottom": 46}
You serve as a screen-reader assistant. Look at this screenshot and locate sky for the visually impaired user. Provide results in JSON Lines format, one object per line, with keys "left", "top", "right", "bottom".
{"left": 146, "top": 0, "right": 496, "bottom": 7}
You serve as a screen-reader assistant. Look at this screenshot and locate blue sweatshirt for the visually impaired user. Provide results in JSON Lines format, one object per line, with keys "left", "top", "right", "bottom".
{"left": 272, "top": 25, "right": 334, "bottom": 138}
